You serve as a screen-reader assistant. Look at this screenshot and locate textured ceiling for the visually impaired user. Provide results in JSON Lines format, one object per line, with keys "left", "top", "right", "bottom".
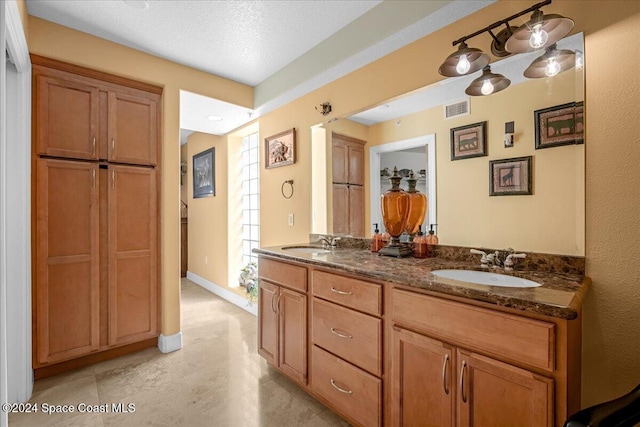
{"left": 25, "top": 0, "right": 495, "bottom": 142}
{"left": 26, "top": 0, "right": 382, "bottom": 86}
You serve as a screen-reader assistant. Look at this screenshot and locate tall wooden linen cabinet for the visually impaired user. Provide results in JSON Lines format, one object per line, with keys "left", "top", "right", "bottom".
{"left": 32, "top": 56, "right": 161, "bottom": 377}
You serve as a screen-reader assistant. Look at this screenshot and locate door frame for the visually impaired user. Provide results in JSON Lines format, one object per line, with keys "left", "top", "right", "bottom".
{"left": 1, "top": 0, "right": 33, "bottom": 418}
{"left": 369, "top": 134, "right": 437, "bottom": 233}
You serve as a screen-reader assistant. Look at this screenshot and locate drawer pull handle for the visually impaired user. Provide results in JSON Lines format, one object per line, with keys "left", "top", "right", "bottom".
{"left": 92, "top": 137, "right": 96, "bottom": 156}
{"left": 330, "top": 287, "right": 352, "bottom": 295}
{"left": 330, "top": 379, "right": 353, "bottom": 395}
{"left": 460, "top": 360, "right": 468, "bottom": 403}
{"left": 271, "top": 292, "right": 277, "bottom": 313}
{"left": 330, "top": 328, "right": 353, "bottom": 339}
{"left": 442, "top": 354, "right": 450, "bottom": 395}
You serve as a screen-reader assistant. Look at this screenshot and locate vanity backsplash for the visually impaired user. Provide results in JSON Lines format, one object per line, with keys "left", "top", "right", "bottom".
{"left": 309, "top": 234, "right": 585, "bottom": 276}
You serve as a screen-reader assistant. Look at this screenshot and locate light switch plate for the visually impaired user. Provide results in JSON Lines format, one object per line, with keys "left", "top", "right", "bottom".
{"left": 288, "top": 213, "right": 294, "bottom": 226}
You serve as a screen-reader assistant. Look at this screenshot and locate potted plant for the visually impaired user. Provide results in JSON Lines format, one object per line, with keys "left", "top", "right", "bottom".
{"left": 239, "top": 262, "right": 258, "bottom": 304}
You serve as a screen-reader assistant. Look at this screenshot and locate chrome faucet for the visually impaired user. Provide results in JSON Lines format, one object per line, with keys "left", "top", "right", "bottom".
{"left": 317, "top": 235, "right": 341, "bottom": 248}
{"left": 470, "top": 248, "right": 527, "bottom": 270}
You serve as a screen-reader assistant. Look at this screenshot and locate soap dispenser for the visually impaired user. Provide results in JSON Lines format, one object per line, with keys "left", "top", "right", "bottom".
{"left": 371, "top": 223, "right": 384, "bottom": 253}
{"left": 426, "top": 224, "right": 439, "bottom": 245}
{"left": 412, "top": 225, "right": 428, "bottom": 258}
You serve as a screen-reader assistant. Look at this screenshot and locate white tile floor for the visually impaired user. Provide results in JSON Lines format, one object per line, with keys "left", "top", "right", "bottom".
{"left": 9, "top": 279, "right": 350, "bottom": 426}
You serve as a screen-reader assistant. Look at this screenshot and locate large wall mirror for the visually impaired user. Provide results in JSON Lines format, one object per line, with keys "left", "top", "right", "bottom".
{"left": 311, "top": 33, "right": 584, "bottom": 256}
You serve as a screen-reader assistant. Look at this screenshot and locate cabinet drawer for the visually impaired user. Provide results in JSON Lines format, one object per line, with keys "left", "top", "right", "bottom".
{"left": 311, "top": 345, "right": 381, "bottom": 427}
{"left": 312, "top": 298, "right": 382, "bottom": 376}
{"left": 312, "top": 270, "right": 381, "bottom": 315}
{"left": 259, "top": 257, "right": 307, "bottom": 292}
{"left": 392, "top": 289, "right": 555, "bottom": 372}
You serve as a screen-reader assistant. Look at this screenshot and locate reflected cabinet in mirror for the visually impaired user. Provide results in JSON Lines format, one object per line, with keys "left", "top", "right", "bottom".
{"left": 311, "top": 33, "right": 584, "bottom": 256}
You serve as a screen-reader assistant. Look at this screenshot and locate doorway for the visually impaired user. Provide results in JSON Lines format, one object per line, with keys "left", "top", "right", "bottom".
{"left": 369, "top": 134, "right": 436, "bottom": 235}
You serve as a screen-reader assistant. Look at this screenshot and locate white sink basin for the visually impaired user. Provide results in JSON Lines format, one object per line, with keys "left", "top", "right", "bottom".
{"left": 431, "top": 269, "right": 541, "bottom": 288}
{"left": 281, "top": 246, "right": 332, "bottom": 254}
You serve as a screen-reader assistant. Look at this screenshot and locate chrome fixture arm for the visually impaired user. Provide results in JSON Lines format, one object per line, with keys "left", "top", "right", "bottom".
{"left": 470, "top": 249, "right": 489, "bottom": 268}
{"left": 317, "top": 236, "right": 341, "bottom": 248}
{"left": 504, "top": 252, "right": 527, "bottom": 270}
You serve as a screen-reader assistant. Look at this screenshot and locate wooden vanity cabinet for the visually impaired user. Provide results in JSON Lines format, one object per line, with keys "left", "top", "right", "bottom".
{"left": 258, "top": 258, "right": 308, "bottom": 385}
{"left": 390, "top": 288, "right": 577, "bottom": 427}
{"left": 310, "top": 269, "right": 383, "bottom": 427}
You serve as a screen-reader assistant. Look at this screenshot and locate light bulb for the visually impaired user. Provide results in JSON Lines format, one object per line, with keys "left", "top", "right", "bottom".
{"left": 545, "top": 57, "right": 561, "bottom": 76}
{"left": 456, "top": 54, "right": 471, "bottom": 74}
{"left": 575, "top": 51, "right": 584, "bottom": 70}
{"left": 529, "top": 24, "right": 549, "bottom": 49}
{"left": 481, "top": 79, "right": 494, "bottom": 96}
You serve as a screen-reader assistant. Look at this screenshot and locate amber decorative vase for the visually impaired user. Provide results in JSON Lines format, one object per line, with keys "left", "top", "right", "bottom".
{"left": 404, "top": 170, "right": 427, "bottom": 241}
{"left": 379, "top": 167, "right": 412, "bottom": 257}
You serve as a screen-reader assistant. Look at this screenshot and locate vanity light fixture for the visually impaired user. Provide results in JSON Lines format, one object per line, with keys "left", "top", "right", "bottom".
{"left": 524, "top": 44, "right": 575, "bottom": 78}
{"left": 438, "top": 0, "right": 576, "bottom": 96}
{"left": 464, "top": 66, "right": 510, "bottom": 96}
{"left": 505, "top": 9, "right": 574, "bottom": 54}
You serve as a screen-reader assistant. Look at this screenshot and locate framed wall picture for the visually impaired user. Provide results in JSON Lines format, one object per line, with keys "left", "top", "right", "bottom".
{"left": 534, "top": 101, "right": 584, "bottom": 149}
{"left": 489, "top": 156, "right": 533, "bottom": 196}
{"left": 193, "top": 147, "right": 215, "bottom": 198}
{"left": 265, "top": 128, "right": 296, "bottom": 169}
{"left": 450, "top": 121, "right": 487, "bottom": 160}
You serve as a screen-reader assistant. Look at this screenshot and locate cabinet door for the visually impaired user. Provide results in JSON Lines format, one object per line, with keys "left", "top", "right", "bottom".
{"left": 457, "top": 349, "right": 553, "bottom": 427}
{"left": 332, "top": 141, "right": 349, "bottom": 184}
{"left": 258, "top": 280, "right": 279, "bottom": 365}
{"left": 36, "top": 74, "right": 99, "bottom": 160}
{"left": 348, "top": 184, "right": 364, "bottom": 237}
{"left": 108, "top": 165, "right": 158, "bottom": 345}
{"left": 279, "top": 288, "right": 308, "bottom": 384}
{"left": 348, "top": 144, "right": 364, "bottom": 186}
{"left": 391, "top": 327, "right": 454, "bottom": 427}
{"left": 36, "top": 159, "right": 100, "bottom": 364}
{"left": 332, "top": 183, "right": 349, "bottom": 235}
{"left": 108, "top": 91, "right": 158, "bottom": 166}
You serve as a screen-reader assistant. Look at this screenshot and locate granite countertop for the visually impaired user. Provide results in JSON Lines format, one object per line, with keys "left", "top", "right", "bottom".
{"left": 254, "top": 244, "right": 590, "bottom": 320}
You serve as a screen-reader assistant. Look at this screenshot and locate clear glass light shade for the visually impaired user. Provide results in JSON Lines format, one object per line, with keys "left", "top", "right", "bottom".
{"left": 505, "top": 9, "right": 574, "bottom": 54}
{"left": 524, "top": 45, "right": 576, "bottom": 78}
{"left": 465, "top": 66, "right": 510, "bottom": 96}
{"left": 439, "top": 42, "right": 490, "bottom": 77}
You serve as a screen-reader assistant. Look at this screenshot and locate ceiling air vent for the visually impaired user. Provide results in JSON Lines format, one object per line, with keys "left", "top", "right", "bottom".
{"left": 444, "top": 99, "right": 469, "bottom": 119}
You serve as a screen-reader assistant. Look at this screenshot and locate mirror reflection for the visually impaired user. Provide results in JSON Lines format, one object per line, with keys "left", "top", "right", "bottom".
{"left": 311, "top": 33, "right": 584, "bottom": 256}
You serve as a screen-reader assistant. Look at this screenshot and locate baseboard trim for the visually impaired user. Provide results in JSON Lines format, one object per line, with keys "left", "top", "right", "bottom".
{"left": 158, "top": 332, "right": 183, "bottom": 354}
{"left": 186, "top": 272, "right": 258, "bottom": 316}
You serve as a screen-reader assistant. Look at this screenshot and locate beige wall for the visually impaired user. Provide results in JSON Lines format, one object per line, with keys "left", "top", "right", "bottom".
{"left": 15, "top": 0, "right": 29, "bottom": 43}
{"left": 365, "top": 72, "right": 584, "bottom": 255}
{"left": 185, "top": 133, "right": 238, "bottom": 295}
{"left": 27, "top": 16, "right": 253, "bottom": 337}
{"left": 583, "top": 10, "right": 640, "bottom": 405}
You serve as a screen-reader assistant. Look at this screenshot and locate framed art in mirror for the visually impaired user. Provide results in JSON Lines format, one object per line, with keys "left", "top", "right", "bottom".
{"left": 451, "top": 121, "right": 487, "bottom": 160}
{"left": 490, "top": 156, "right": 533, "bottom": 196}
{"left": 535, "top": 101, "right": 584, "bottom": 149}
{"left": 265, "top": 128, "right": 296, "bottom": 169}
{"left": 193, "top": 147, "right": 215, "bottom": 198}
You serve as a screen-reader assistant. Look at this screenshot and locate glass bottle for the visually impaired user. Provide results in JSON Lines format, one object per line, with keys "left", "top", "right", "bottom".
{"left": 371, "top": 223, "right": 384, "bottom": 253}
{"left": 379, "top": 167, "right": 412, "bottom": 257}
{"left": 413, "top": 225, "right": 428, "bottom": 258}
{"left": 403, "top": 170, "right": 427, "bottom": 241}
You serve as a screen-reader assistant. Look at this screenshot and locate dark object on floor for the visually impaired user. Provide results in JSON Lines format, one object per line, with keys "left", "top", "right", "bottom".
{"left": 564, "top": 383, "right": 640, "bottom": 427}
